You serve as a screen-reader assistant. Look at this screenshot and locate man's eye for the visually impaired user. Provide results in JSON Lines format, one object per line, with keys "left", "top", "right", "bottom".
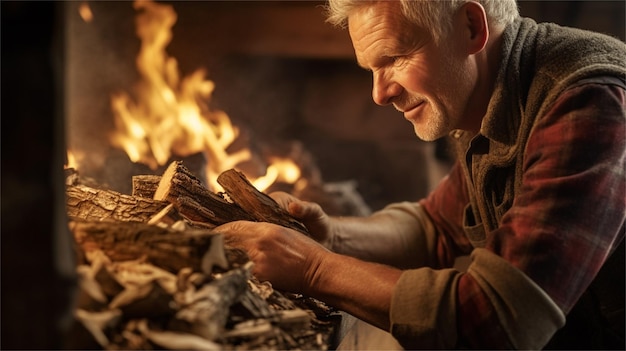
{"left": 391, "top": 56, "right": 406, "bottom": 66}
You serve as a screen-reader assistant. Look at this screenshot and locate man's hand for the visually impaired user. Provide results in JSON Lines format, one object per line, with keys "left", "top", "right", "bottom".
{"left": 215, "top": 219, "right": 402, "bottom": 333}
{"left": 269, "top": 191, "right": 334, "bottom": 248}
{"left": 214, "top": 220, "right": 329, "bottom": 294}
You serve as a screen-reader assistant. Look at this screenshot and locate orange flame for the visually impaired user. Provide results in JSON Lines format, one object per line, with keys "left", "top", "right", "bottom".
{"left": 78, "top": 2, "right": 94, "bottom": 23}
{"left": 109, "top": 0, "right": 260, "bottom": 191}
{"left": 65, "top": 150, "right": 78, "bottom": 169}
{"left": 252, "top": 157, "right": 303, "bottom": 191}
{"left": 108, "top": 0, "right": 302, "bottom": 192}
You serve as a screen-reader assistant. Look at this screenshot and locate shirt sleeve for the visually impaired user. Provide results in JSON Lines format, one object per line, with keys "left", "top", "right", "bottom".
{"left": 389, "top": 82, "right": 626, "bottom": 349}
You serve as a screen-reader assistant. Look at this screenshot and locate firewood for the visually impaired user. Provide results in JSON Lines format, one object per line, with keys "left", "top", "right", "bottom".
{"left": 73, "top": 308, "right": 122, "bottom": 348}
{"left": 132, "top": 174, "right": 162, "bottom": 198}
{"left": 154, "top": 161, "right": 256, "bottom": 226}
{"left": 136, "top": 319, "right": 222, "bottom": 350}
{"left": 111, "top": 280, "right": 176, "bottom": 318}
{"left": 217, "top": 168, "right": 308, "bottom": 234}
{"left": 93, "top": 264, "right": 125, "bottom": 298}
{"left": 69, "top": 230, "right": 338, "bottom": 350}
{"left": 66, "top": 161, "right": 339, "bottom": 350}
{"left": 277, "top": 309, "right": 312, "bottom": 329}
{"left": 223, "top": 319, "right": 274, "bottom": 339}
{"left": 147, "top": 203, "right": 182, "bottom": 228}
{"left": 70, "top": 220, "right": 228, "bottom": 274}
{"left": 66, "top": 184, "right": 175, "bottom": 223}
{"left": 175, "top": 263, "right": 250, "bottom": 340}
{"left": 237, "top": 289, "right": 275, "bottom": 319}
{"left": 75, "top": 265, "right": 108, "bottom": 310}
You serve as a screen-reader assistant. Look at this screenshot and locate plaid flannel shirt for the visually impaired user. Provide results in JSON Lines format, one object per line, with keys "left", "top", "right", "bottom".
{"left": 419, "top": 81, "right": 626, "bottom": 348}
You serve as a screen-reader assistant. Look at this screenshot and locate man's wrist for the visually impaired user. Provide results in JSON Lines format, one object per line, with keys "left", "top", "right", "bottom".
{"left": 302, "top": 248, "right": 337, "bottom": 297}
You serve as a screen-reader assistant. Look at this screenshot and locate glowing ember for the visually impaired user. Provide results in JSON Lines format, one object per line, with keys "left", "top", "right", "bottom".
{"left": 108, "top": 0, "right": 299, "bottom": 192}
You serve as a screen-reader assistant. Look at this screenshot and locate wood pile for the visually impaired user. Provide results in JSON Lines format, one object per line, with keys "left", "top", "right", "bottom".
{"left": 66, "top": 161, "right": 339, "bottom": 350}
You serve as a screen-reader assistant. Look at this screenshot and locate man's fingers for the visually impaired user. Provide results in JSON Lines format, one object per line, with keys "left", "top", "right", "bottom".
{"left": 269, "top": 191, "right": 295, "bottom": 209}
{"left": 289, "top": 201, "right": 323, "bottom": 220}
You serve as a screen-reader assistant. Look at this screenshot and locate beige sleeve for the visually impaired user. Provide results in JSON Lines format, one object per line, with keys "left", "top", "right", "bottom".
{"left": 332, "top": 202, "right": 438, "bottom": 269}
{"left": 389, "top": 248, "right": 565, "bottom": 349}
{"left": 467, "top": 248, "right": 565, "bottom": 349}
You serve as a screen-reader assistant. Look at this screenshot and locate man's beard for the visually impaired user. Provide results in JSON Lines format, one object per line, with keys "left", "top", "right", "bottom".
{"left": 394, "top": 95, "right": 450, "bottom": 141}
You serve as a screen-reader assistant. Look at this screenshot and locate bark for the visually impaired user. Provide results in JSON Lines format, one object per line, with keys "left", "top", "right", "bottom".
{"left": 175, "top": 264, "right": 250, "bottom": 340}
{"left": 218, "top": 169, "right": 308, "bottom": 234}
{"left": 70, "top": 220, "right": 228, "bottom": 274}
{"left": 132, "top": 174, "right": 162, "bottom": 198}
{"left": 66, "top": 184, "right": 173, "bottom": 223}
{"left": 154, "top": 161, "right": 255, "bottom": 226}
{"left": 66, "top": 161, "right": 337, "bottom": 350}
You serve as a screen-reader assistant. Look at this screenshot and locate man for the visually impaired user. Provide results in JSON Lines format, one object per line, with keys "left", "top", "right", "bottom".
{"left": 216, "top": 0, "right": 626, "bottom": 348}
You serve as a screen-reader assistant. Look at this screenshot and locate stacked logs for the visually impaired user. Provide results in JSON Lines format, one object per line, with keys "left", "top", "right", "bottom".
{"left": 66, "top": 161, "right": 338, "bottom": 350}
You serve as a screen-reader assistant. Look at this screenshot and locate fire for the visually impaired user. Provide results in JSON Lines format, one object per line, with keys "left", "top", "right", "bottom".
{"left": 252, "top": 157, "right": 304, "bottom": 191}
{"left": 78, "top": 2, "right": 94, "bottom": 23}
{"left": 66, "top": 150, "right": 79, "bottom": 169}
{"left": 107, "top": 0, "right": 300, "bottom": 192}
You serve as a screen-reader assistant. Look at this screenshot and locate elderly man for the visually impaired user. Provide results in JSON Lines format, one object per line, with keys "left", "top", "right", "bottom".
{"left": 216, "top": 0, "right": 626, "bottom": 349}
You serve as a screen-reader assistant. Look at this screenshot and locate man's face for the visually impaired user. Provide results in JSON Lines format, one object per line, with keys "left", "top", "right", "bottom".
{"left": 348, "top": 1, "right": 478, "bottom": 141}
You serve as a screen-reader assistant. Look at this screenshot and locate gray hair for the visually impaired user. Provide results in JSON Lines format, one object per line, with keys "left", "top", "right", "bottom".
{"left": 325, "top": 0, "right": 519, "bottom": 43}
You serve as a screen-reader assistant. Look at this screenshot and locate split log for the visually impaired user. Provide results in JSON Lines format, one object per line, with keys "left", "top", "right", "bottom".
{"left": 154, "top": 161, "right": 255, "bottom": 226}
{"left": 175, "top": 263, "right": 251, "bottom": 340}
{"left": 73, "top": 308, "right": 123, "bottom": 348}
{"left": 136, "top": 319, "right": 222, "bottom": 350}
{"left": 110, "top": 280, "right": 176, "bottom": 318}
{"left": 70, "top": 219, "right": 228, "bottom": 274}
{"left": 66, "top": 160, "right": 338, "bottom": 350}
{"left": 66, "top": 184, "right": 176, "bottom": 223}
{"left": 218, "top": 169, "right": 308, "bottom": 234}
{"left": 132, "top": 175, "right": 162, "bottom": 198}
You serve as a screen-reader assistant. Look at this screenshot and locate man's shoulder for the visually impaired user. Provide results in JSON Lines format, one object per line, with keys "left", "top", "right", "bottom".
{"left": 565, "top": 76, "right": 626, "bottom": 91}
{"left": 532, "top": 20, "right": 626, "bottom": 71}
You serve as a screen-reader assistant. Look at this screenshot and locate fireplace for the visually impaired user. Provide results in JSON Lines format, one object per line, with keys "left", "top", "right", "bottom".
{"left": 64, "top": 0, "right": 449, "bottom": 214}
{"left": 58, "top": 4, "right": 451, "bottom": 345}
{"left": 2, "top": 0, "right": 624, "bottom": 349}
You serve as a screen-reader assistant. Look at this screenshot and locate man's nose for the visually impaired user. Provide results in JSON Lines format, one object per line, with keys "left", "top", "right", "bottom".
{"left": 372, "top": 71, "right": 400, "bottom": 106}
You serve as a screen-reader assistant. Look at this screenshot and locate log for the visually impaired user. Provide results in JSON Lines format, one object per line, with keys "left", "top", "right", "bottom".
{"left": 154, "top": 161, "right": 255, "bottom": 226}
{"left": 73, "top": 308, "right": 122, "bottom": 348}
{"left": 110, "top": 280, "right": 176, "bottom": 318}
{"left": 66, "top": 161, "right": 339, "bottom": 350}
{"left": 175, "top": 263, "right": 251, "bottom": 340}
{"left": 66, "top": 184, "right": 174, "bottom": 223}
{"left": 70, "top": 220, "right": 228, "bottom": 274}
{"left": 132, "top": 175, "right": 162, "bottom": 198}
{"left": 136, "top": 319, "right": 222, "bottom": 350}
{"left": 218, "top": 169, "right": 308, "bottom": 234}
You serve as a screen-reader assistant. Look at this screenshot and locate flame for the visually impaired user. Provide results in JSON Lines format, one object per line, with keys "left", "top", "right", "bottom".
{"left": 66, "top": 150, "right": 78, "bottom": 169}
{"left": 108, "top": 0, "right": 301, "bottom": 192}
{"left": 252, "top": 157, "right": 302, "bottom": 191}
{"left": 78, "top": 2, "right": 94, "bottom": 23}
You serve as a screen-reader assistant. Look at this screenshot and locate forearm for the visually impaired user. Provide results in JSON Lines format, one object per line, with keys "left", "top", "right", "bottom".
{"left": 329, "top": 203, "right": 438, "bottom": 269}
{"left": 304, "top": 250, "right": 402, "bottom": 331}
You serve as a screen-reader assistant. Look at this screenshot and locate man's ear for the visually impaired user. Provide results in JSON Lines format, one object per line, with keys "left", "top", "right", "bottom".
{"left": 460, "top": 1, "right": 489, "bottom": 54}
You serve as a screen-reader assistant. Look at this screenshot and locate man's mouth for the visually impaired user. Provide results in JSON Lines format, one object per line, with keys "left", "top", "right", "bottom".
{"left": 394, "top": 100, "right": 424, "bottom": 113}
{"left": 401, "top": 101, "right": 425, "bottom": 121}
